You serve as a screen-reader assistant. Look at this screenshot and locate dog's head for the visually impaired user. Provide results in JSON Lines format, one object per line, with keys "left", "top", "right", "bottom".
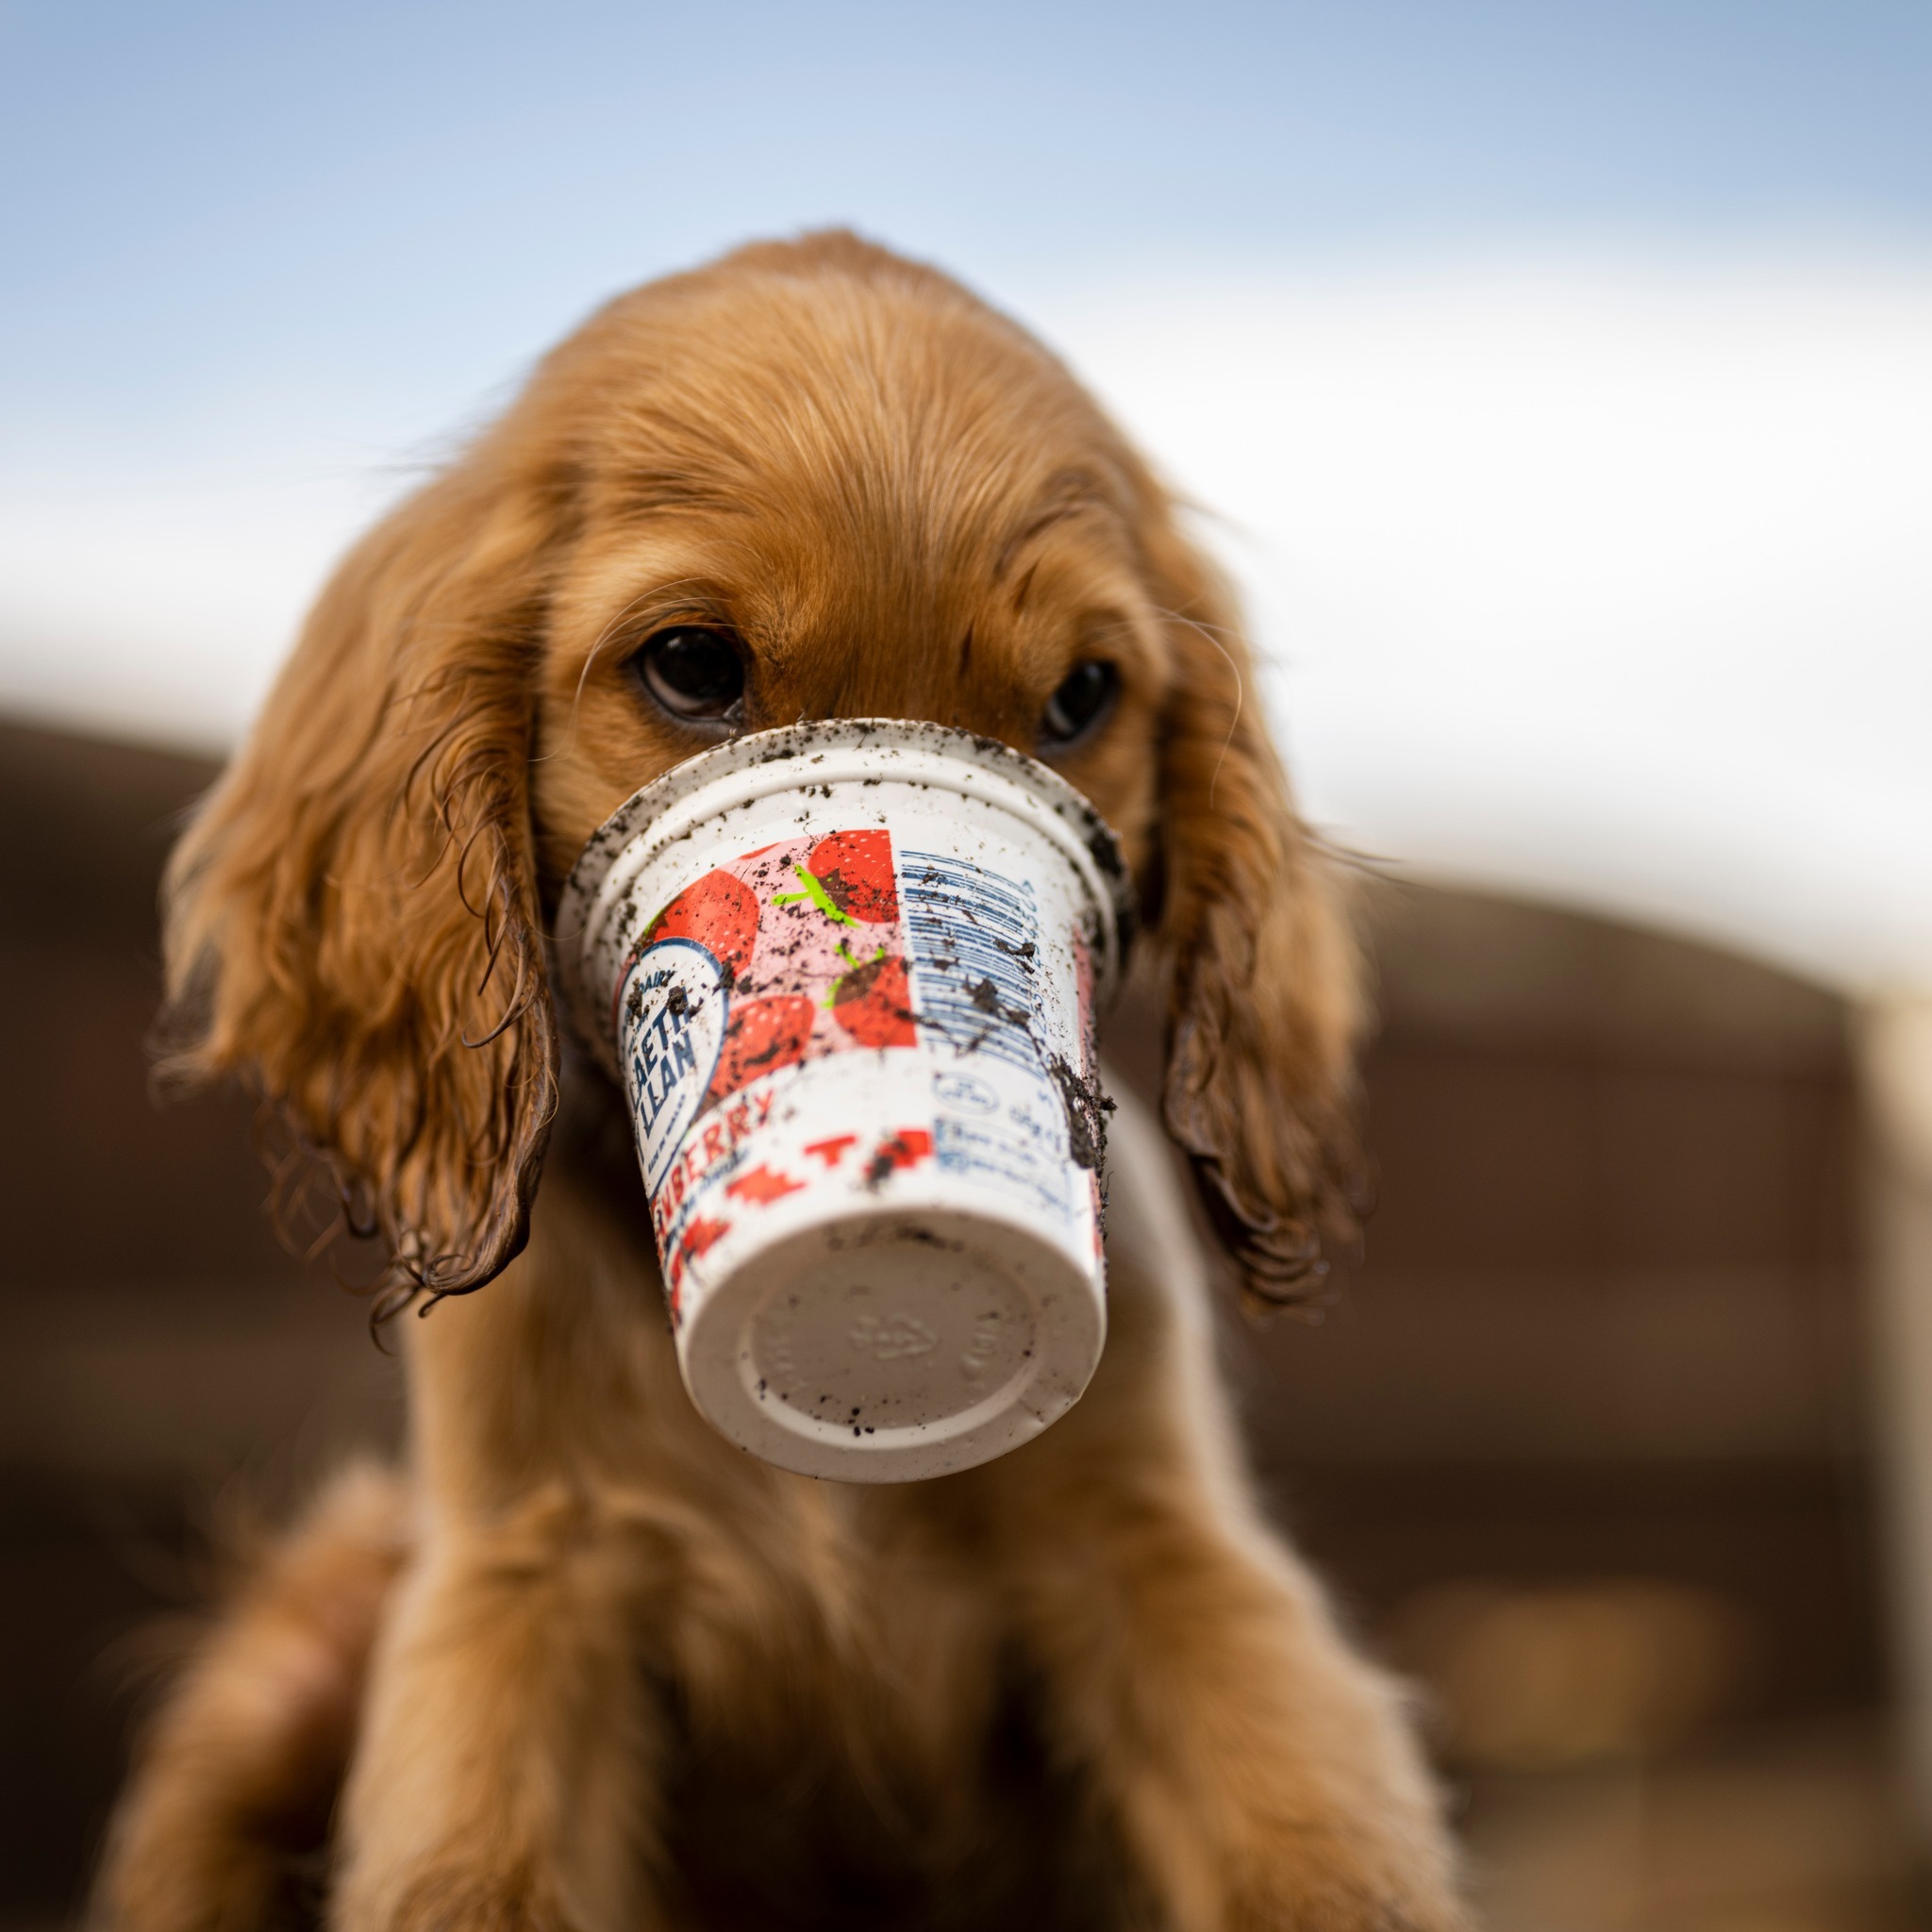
{"left": 162, "top": 233, "right": 1363, "bottom": 1315}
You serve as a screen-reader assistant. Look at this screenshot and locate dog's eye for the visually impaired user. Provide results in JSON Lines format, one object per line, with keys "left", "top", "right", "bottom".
{"left": 1039, "top": 661, "right": 1119, "bottom": 750}
{"left": 633, "top": 627, "right": 745, "bottom": 723}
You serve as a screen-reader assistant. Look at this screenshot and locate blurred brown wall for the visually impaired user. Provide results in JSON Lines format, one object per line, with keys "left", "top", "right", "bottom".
{"left": 1255, "top": 887, "right": 1875, "bottom": 1728}
{"left": 0, "top": 722, "right": 398, "bottom": 1925}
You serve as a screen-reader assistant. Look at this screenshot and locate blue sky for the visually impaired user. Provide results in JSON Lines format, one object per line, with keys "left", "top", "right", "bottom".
{"left": 6, "top": 0, "right": 1930, "bottom": 442}
{"left": 4, "top": 2, "right": 1930, "bottom": 987}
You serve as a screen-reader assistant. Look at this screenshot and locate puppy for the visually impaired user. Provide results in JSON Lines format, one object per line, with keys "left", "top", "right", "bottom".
{"left": 94, "top": 233, "right": 1465, "bottom": 1932}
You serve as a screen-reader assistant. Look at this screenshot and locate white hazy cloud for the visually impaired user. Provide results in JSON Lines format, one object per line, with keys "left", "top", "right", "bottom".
{"left": 3, "top": 258, "right": 1929, "bottom": 991}
{"left": 1039, "top": 260, "right": 1932, "bottom": 992}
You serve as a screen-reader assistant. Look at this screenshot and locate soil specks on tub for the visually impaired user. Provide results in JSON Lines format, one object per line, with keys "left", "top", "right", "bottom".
{"left": 1047, "top": 1053, "right": 1114, "bottom": 1172}
{"left": 966, "top": 977, "right": 1030, "bottom": 1024}
{"left": 891, "top": 1224, "right": 960, "bottom": 1253}
{"left": 860, "top": 1129, "right": 933, "bottom": 1190}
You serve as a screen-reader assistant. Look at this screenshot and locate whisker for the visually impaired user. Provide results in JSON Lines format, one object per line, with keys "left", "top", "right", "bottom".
{"left": 1152, "top": 605, "right": 1244, "bottom": 812}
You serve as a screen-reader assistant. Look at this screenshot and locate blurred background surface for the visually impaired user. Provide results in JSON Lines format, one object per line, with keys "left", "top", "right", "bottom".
{"left": 4, "top": 4, "right": 1930, "bottom": 1926}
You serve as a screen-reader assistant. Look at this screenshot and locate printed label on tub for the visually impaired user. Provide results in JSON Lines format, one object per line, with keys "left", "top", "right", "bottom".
{"left": 615, "top": 830, "right": 911, "bottom": 1184}
{"left": 613, "top": 828, "right": 1094, "bottom": 1320}
{"left": 903, "top": 846, "right": 1074, "bottom": 1220}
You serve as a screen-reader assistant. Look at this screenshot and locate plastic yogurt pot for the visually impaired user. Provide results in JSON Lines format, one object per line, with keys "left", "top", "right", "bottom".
{"left": 556, "top": 718, "right": 1134, "bottom": 1482}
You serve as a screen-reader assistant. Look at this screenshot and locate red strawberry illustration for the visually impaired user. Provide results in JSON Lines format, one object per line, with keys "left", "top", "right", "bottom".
{"left": 664, "top": 1213, "right": 731, "bottom": 1322}
{"left": 647, "top": 870, "right": 759, "bottom": 980}
{"left": 706, "top": 994, "right": 815, "bottom": 1104}
{"left": 682, "top": 1215, "right": 731, "bottom": 1258}
{"left": 807, "top": 830, "right": 899, "bottom": 924}
{"left": 867, "top": 1129, "right": 933, "bottom": 1177}
{"left": 725, "top": 1164, "right": 806, "bottom": 1205}
{"left": 830, "top": 952, "right": 916, "bottom": 1049}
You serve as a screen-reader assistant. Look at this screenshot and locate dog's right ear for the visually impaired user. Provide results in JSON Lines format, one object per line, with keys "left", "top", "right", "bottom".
{"left": 159, "top": 447, "right": 570, "bottom": 1313}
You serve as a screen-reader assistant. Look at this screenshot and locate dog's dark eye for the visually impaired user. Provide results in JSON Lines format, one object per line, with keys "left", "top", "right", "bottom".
{"left": 1039, "top": 661, "right": 1119, "bottom": 750}
{"left": 633, "top": 626, "right": 745, "bottom": 723}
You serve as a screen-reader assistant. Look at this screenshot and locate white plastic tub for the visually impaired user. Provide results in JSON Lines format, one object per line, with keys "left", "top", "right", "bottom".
{"left": 557, "top": 719, "right": 1134, "bottom": 1481}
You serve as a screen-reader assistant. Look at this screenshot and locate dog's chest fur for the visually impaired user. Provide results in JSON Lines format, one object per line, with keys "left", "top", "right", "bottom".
{"left": 452, "top": 1076, "right": 1151, "bottom": 1929}
{"left": 653, "top": 1653, "right": 1142, "bottom": 1932}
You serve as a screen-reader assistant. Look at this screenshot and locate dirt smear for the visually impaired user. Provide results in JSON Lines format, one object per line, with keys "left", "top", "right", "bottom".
{"left": 1046, "top": 1053, "right": 1115, "bottom": 1172}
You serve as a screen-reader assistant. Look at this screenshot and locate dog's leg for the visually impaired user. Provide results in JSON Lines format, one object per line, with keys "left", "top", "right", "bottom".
{"left": 328, "top": 1484, "right": 661, "bottom": 1932}
{"left": 91, "top": 1460, "right": 410, "bottom": 1932}
{"left": 966, "top": 1096, "right": 1467, "bottom": 1932}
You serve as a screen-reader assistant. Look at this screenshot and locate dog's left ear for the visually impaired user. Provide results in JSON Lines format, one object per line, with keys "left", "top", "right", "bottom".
{"left": 1138, "top": 513, "right": 1368, "bottom": 1310}
{"left": 158, "top": 443, "right": 567, "bottom": 1314}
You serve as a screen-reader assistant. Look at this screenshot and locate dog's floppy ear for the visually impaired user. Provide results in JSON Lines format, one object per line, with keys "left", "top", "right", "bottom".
{"left": 1141, "top": 516, "right": 1368, "bottom": 1311}
{"left": 159, "top": 450, "right": 565, "bottom": 1314}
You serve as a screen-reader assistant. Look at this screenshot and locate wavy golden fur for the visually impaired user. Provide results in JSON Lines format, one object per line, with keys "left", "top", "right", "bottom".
{"left": 97, "top": 234, "right": 1461, "bottom": 1932}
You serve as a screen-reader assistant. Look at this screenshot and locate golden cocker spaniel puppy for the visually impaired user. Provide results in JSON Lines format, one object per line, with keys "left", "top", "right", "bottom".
{"left": 94, "top": 233, "right": 1465, "bottom": 1932}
